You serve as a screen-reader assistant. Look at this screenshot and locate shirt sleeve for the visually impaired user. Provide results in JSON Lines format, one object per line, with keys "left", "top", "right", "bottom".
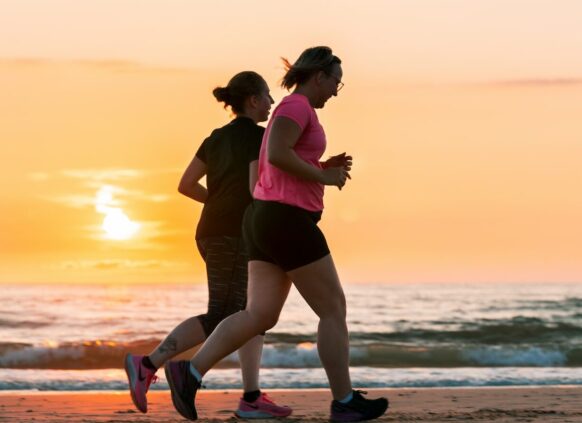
{"left": 275, "top": 97, "right": 311, "bottom": 131}
{"left": 195, "top": 138, "right": 209, "bottom": 163}
{"left": 248, "top": 127, "right": 264, "bottom": 162}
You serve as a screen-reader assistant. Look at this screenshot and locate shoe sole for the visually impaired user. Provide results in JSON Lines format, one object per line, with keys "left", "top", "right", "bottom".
{"left": 124, "top": 354, "right": 147, "bottom": 413}
{"left": 235, "top": 409, "right": 293, "bottom": 419}
{"left": 330, "top": 399, "right": 389, "bottom": 422}
{"left": 164, "top": 363, "right": 197, "bottom": 421}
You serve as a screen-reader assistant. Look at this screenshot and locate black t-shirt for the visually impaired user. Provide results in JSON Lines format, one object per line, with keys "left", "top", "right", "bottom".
{"left": 194, "top": 117, "right": 263, "bottom": 239}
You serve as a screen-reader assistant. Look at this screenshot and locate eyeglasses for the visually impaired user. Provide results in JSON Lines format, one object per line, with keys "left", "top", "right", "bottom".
{"left": 326, "top": 73, "right": 344, "bottom": 92}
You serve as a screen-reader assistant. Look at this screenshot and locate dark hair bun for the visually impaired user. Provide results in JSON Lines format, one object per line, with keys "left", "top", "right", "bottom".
{"left": 212, "top": 71, "right": 267, "bottom": 114}
{"left": 212, "top": 86, "right": 231, "bottom": 103}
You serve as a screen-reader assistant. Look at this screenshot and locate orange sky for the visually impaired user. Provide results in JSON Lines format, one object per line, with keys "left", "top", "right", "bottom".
{"left": 1, "top": 1, "right": 581, "bottom": 284}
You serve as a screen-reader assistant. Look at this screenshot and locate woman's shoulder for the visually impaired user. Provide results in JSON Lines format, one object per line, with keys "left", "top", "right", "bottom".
{"left": 206, "top": 118, "right": 248, "bottom": 138}
{"left": 279, "top": 93, "right": 309, "bottom": 106}
{"left": 273, "top": 94, "right": 313, "bottom": 128}
{"left": 276, "top": 94, "right": 313, "bottom": 115}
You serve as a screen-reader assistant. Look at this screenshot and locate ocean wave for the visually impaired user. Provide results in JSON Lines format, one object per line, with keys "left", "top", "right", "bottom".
{"left": 2, "top": 367, "right": 582, "bottom": 391}
{"left": 0, "top": 340, "right": 161, "bottom": 370}
{"left": 345, "top": 318, "right": 582, "bottom": 345}
{"left": 533, "top": 297, "right": 582, "bottom": 309}
{"left": 2, "top": 339, "right": 581, "bottom": 369}
{"left": 483, "top": 297, "right": 582, "bottom": 312}
{"left": 463, "top": 346, "right": 568, "bottom": 366}
{"left": 0, "top": 318, "right": 53, "bottom": 329}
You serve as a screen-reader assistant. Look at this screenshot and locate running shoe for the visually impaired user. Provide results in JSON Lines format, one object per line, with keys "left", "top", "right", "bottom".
{"left": 330, "top": 390, "right": 389, "bottom": 422}
{"left": 124, "top": 353, "right": 158, "bottom": 413}
{"left": 164, "top": 360, "right": 201, "bottom": 421}
{"left": 235, "top": 392, "right": 293, "bottom": 419}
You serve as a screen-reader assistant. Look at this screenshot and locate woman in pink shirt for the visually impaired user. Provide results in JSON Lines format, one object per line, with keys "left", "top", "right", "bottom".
{"left": 165, "top": 47, "right": 389, "bottom": 422}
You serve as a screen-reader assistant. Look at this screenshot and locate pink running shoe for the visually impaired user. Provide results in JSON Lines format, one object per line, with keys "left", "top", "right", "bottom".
{"left": 124, "top": 353, "right": 158, "bottom": 413}
{"left": 235, "top": 392, "right": 292, "bottom": 419}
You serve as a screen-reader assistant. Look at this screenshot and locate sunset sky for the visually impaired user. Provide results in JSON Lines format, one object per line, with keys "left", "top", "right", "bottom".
{"left": 1, "top": 0, "right": 581, "bottom": 284}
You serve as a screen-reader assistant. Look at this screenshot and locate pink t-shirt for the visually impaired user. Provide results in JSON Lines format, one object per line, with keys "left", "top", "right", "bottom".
{"left": 253, "top": 93, "right": 326, "bottom": 211}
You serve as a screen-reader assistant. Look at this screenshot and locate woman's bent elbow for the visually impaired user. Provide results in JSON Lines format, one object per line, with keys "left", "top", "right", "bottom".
{"left": 267, "top": 153, "right": 285, "bottom": 169}
{"left": 177, "top": 182, "right": 190, "bottom": 197}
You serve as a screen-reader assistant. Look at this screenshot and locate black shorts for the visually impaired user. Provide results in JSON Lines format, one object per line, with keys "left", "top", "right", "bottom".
{"left": 242, "top": 200, "right": 330, "bottom": 272}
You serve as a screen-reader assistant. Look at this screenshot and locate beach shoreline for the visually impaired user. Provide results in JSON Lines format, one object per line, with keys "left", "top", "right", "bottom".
{"left": 1, "top": 386, "right": 581, "bottom": 422}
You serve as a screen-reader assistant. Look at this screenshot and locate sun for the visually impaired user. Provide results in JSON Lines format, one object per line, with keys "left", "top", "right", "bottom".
{"left": 95, "top": 185, "right": 141, "bottom": 241}
{"left": 101, "top": 209, "right": 141, "bottom": 240}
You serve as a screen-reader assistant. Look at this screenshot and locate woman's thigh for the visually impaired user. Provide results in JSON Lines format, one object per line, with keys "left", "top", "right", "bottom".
{"left": 246, "top": 260, "right": 292, "bottom": 328}
{"left": 287, "top": 254, "right": 346, "bottom": 319}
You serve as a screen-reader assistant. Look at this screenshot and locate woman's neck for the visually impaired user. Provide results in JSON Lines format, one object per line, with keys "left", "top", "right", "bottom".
{"left": 292, "top": 86, "right": 317, "bottom": 108}
{"left": 236, "top": 112, "right": 258, "bottom": 124}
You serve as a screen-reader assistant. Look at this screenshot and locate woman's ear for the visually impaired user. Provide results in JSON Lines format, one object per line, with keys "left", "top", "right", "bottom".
{"left": 247, "top": 95, "right": 259, "bottom": 110}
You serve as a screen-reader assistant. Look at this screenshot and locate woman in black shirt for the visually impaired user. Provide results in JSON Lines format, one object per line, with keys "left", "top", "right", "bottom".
{"left": 124, "top": 71, "right": 291, "bottom": 418}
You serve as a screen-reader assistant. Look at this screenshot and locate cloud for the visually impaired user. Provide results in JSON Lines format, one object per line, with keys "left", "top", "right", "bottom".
{"left": 0, "top": 57, "right": 197, "bottom": 74}
{"left": 59, "top": 259, "right": 189, "bottom": 270}
{"left": 85, "top": 220, "right": 189, "bottom": 249}
{"left": 60, "top": 167, "right": 181, "bottom": 182}
{"left": 0, "top": 58, "right": 49, "bottom": 67}
{"left": 72, "top": 59, "right": 194, "bottom": 75}
{"left": 60, "top": 168, "right": 146, "bottom": 181}
{"left": 28, "top": 172, "right": 50, "bottom": 181}
{"left": 491, "top": 78, "right": 582, "bottom": 87}
{"left": 36, "top": 168, "right": 180, "bottom": 207}
{"left": 42, "top": 188, "right": 171, "bottom": 210}
{"left": 150, "top": 194, "right": 171, "bottom": 203}
{"left": 45, "top": 194, "right": 97, "bottom": 209}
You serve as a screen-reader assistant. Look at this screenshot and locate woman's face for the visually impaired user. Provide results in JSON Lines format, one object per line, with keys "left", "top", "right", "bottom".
{"left": 256, "top": 83, "right": 275, "bottom": 122}
{"left": 315, "top": 63, "right": 343, "bottom": 109}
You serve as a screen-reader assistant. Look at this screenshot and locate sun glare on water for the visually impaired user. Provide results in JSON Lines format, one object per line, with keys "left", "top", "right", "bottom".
{"left": 95, "top": 185, "right": 141, "bottom": 240}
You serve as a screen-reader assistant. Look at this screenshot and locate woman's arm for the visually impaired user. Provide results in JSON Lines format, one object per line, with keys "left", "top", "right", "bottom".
{"left": 178, "top": 156, "right": 208, "bottom": 203}
{"left": 267, "top": 117, "right": 350, "bottom": 189}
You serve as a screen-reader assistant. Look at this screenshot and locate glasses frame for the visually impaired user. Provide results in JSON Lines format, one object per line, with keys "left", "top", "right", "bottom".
{"left": 325, "top": 72, "right": 344, "bottom": 92}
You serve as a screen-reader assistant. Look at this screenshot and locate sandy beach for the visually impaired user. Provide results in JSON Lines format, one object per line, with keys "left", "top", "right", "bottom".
{"left": 1, "top": 387, "right": 581, "bottom": 422}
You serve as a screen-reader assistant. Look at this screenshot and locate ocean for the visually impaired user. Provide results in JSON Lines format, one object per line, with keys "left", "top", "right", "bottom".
{"left": 1, "top": 282, "right": 582, "bottom": 391}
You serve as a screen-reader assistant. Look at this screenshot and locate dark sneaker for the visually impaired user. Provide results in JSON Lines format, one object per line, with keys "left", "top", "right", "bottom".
{"left": 124, "top": 353, "right": 158, "bottom": 413}
{"left": 330, "top": 390, "right": 389, "bottom": 422}
{"left": 164, "top": 360, "right": 201, "bottom": 421}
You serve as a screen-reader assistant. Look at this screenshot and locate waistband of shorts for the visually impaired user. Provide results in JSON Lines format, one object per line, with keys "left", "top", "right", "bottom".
{"left": 253, "top": 199, "right": 323, "bottom": 221}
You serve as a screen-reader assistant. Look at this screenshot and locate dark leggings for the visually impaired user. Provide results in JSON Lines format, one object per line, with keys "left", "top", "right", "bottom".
{"left": 195, "top": 236, "right": 248, "bottom": 337}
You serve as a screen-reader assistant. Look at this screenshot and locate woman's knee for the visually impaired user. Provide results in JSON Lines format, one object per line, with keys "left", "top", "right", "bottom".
{"left": 317, "top": 294, "right": 347, "bottom": 321}
{"left": 331, "top": 297, "right": 347, "bottom": 320}
{"left": 248, "top": 308, "right": 279, "bottom": 332}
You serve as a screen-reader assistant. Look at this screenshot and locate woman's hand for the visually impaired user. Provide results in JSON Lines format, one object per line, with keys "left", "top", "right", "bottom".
{"left": 178, "top": 156, "right": 208, "bottom": 203}
{"left": 320, "top": 166, "right": 351, "bottom": 190}
{"left": 322, "top": 152, "right": 352, "bottom": 171}
{"left": 320, "top": 152, "right": 352, "bottom": 189}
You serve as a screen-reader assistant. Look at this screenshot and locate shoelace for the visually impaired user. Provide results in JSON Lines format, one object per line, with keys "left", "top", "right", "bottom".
{"left": 260, "top": 393, "right": 275, "bottom": 404}
{"left": 147, "top": 374, "right": 159, "bottom": 388}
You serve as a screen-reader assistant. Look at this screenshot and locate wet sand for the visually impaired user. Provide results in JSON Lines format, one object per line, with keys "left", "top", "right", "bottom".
{"left": 1, "top": 386, "right": 581, "bottom": 422}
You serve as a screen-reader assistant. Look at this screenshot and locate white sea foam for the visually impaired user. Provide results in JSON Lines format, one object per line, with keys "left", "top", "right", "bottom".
{"left": 2, "top": 367, "right": 582, "bottom": 391}
{"left": 464, "top": 346, "right": 567, "bottom": 366}
{"left": 221, "top": 343, "right": 367, "bottom": 368}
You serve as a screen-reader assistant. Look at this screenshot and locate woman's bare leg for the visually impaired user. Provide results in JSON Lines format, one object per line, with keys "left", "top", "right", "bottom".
{"left": 191, "top": 261, "right": 291, "bottom": 376}
{"left": 237, "top": 334, "right": 264, "bottom": 392}
{"left": 288, "top": 254, "right": 352, "bottom": 400}
{"left": 148, "top": 316, "right": 206, "bottom": 369}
